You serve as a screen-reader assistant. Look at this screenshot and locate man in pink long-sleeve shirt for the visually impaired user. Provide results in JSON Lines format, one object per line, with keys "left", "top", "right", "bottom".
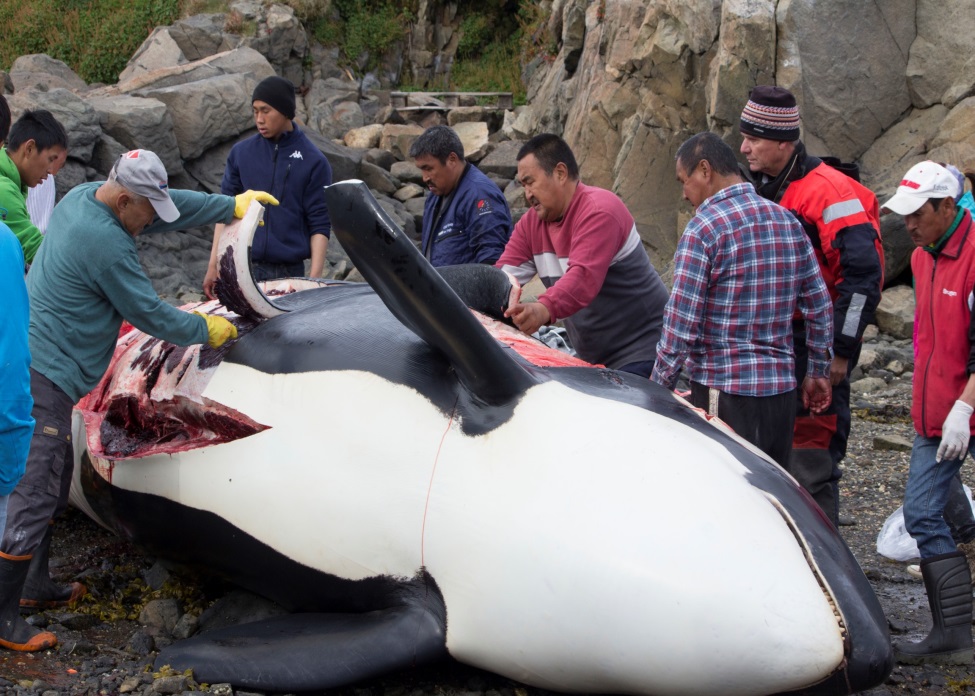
{"left": 496, "top": 134, "right": 668, "bottom": 377}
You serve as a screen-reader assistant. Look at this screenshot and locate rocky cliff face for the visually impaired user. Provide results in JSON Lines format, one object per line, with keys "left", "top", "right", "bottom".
{"left": 509, "top": 0, "right": 975, "bottom": 280}
{"left": 5, "top": 0, "right": 975, "bottom": 291}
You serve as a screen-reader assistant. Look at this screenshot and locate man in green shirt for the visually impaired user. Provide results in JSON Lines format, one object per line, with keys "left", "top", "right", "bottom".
{"left": 0, "top": 109, "right": 67, "bottom": 265}
{"left": 0, "top": 149, "right": 276, "bottom": 652}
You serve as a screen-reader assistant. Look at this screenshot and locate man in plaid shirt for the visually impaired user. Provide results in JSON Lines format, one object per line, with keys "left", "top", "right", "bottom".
{"left": 652, "top": 132, "right": 833, "bottom": 467}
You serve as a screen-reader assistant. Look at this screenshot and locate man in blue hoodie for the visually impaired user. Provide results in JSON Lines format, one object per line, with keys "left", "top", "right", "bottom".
{"left": 410, "top": 125, "right": 512, "bottom": 266}
{"left": 204, "top": 75, "right": 333, "bottom": 297}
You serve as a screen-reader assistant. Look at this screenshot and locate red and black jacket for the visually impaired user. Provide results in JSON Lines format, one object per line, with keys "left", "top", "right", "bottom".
{"left": 745, "top": 142, "right": 885, "bottom": 359}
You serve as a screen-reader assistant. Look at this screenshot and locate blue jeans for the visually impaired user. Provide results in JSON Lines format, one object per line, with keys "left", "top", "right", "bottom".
{"left": 251, "top": 261, "right": 306, "bottom": 282}
{"left": 904, "top": 434, "right": 975, "bottom": 558}
{"left": 0, "top": 494, "right": 7, "bottom": 538}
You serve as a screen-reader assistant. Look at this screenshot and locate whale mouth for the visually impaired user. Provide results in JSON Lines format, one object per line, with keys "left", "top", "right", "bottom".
{"left": 762, "top": 492, "right": 851, "bottom": 686}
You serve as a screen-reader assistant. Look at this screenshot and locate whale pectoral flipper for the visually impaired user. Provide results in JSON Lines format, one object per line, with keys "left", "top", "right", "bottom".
{"left": 157, "top": 603, "right": 447, "bottom": 691}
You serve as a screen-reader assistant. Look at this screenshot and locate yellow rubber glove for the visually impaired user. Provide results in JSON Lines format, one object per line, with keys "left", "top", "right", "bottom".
{"left": 234, "top": 190, "right": 279, "bottom": 219}
{"left": 193, "top": 312, "right": 238, "bottom": 348}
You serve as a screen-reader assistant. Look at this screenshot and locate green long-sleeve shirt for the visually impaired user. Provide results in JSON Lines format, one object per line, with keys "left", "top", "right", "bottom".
{"left": 0, "top": 148, "right": 43, "bottom": 263}
{"left": 27, "top": 182, "right": 236, "bottom": 402}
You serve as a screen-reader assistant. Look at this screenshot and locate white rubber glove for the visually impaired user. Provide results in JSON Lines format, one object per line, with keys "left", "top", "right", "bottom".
{"left": 937, "top": 400, "right": 975, "bottom": 462}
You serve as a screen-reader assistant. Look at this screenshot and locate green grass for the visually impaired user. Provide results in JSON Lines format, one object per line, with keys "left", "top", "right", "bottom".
{"left": 0, "top": 0, "right": 535, "bottom": 98}
{"left": 451, "top": 39, "right": 527, "bottom": 105}
{"left": 0, "top": 0, "right": 182, "bottom": 84}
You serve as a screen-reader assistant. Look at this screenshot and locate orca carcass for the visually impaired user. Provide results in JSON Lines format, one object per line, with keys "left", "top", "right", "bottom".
{"left": 68, "top": 181, "right": 893, "bottom": 695}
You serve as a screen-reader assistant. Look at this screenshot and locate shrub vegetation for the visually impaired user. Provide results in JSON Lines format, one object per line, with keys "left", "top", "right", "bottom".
{"left": 0, "top": 0, "right": 549, "bottom": 101}
{"left": 0, "top": 0, "right": 182, "bottom": 84}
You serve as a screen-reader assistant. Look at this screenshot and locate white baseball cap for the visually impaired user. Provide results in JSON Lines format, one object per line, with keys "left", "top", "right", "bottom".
{"left": 882, "top": 160, "right": 961, "bottom": 215}
{"left": 110, "top": 149, "right": 180, "bottom": 222}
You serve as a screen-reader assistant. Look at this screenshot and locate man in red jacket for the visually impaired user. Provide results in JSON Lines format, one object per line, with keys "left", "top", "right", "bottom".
{"left": 739, "top": 86, "right": 885, "bottom": 527}
{"left": 884, "top": 161, "right": 975, "bottom": 665}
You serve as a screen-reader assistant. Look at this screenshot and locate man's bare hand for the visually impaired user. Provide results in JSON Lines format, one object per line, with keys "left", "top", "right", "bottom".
{"left": 801, "top": 376, "right": 832, "bottom": 414}
{"left": 203, "top": 265, "right": 220, "bottom": 300}
{"left": 504, "top": 301, "right": 551, "bottom": 335}
{"left": 829, "top": 355, "right": 849, "bottom": 386}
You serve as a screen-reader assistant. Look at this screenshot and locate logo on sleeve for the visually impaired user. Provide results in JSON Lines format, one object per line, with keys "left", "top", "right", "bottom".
{"left": 476, "top": 198, "right": 493, "bottom": 216}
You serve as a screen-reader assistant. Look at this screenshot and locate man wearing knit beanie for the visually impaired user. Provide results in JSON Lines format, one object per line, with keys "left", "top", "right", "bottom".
{"left": 204, "top": 75, "right": 333, "bottom": 297}
{"left": 251, "top": 75, "right": 296, "bottom": 120}
{"left": 738, "top": 85, "right": 885, "bottom": 529}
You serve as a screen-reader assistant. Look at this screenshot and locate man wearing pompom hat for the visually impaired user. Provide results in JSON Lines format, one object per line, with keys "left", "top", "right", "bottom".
{"left": 739, "top": 85, "right": 885, "bottom": 528}
{"left": 203, "top": 75, "right": 333, "bottom": 298}
{"left": 884, "top": 161, "right": 975, "bottom": 664}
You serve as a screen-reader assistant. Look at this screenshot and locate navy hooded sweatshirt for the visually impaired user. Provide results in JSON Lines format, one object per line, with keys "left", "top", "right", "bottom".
{"left": 222, "top": 124, "right": 333, "bottom": 265}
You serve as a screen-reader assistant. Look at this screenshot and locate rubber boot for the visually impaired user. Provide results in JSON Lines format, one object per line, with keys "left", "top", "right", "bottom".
{"left": 20, "top": 524, "right": 86, "bottom": 609}
{"left": 895, "top": 551, "right": 973, "bottom": 665}
{"left": 0, "top": 552, "right": 57, "bottom": 652}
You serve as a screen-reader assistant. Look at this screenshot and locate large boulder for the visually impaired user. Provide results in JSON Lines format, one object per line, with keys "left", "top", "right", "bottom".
{"left": 8, "top": 55, "right": 87, "bottom": 94}
{"left": 169, "top": 14, "right": 237, "bottom": 61}
{"left": 119, "top": 27, "right": 189, "bottom": 84}
{"left": 453, "top": 121, "right": 490, "bottom": 162}
{"left": 875, "top": 284, "right": 915, "bottom": 340}
{"left": 509, "top": 0, "right": 932, "bottom": 271}
{"left": 305, "top": 78, "right": 366, "bottom": 139}
{"left": 907, "top": 0, "right": 975, "bottom": 109}
{"left": 706, "top": 0, "right": 776, "bottom": 136}
{"left": 479, "top": 140, "right": 524, "bottom": 179}
{"left": 344, "top": 124, "right": 384, "bottom": 150}
{"left": 774, "top": 0, "right": 914, "bottom": 159}
{"left": 927, "top": 97, "right": 975, "bottom": 172}
{"left": 861, "top": 105, "right": 948, "bottom": 284}
{"left": 90, "top": 132, "right": 130, "bottom": 175}
{"left": 86, "top": 95, "right": 184, "bottom": 176}
{"left": 184, "top": 138, "right": 236, "bottom": 193}
{"left": 380, "top": 124, "right": 425, "bottom": 160}
{"left": 300, "top": 128, "right": 364, "bottom": 183}
{"left": 116, "top": 46, "right": 274, "bottom": 95}
{"left": 133, "top": 73, "right": 258, "bottom": 160}
{"left": 235, "top": 2, "right": 307, "bottom": 85}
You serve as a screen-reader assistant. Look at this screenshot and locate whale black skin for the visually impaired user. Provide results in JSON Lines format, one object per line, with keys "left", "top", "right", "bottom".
{"left": 80, "top": 279, "right": 890, "bottom": 694}
{"left": 74, "top": 180, "right": 892, "bottom": 694}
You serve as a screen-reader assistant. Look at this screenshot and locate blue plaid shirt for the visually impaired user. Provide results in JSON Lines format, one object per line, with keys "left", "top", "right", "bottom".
{"left": 652, "top": 183, "right": 832, "bottom": 396}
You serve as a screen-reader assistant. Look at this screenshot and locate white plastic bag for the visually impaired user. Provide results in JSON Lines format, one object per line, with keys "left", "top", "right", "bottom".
{"left": 876, "top": 485, "right": 975, "bottom": 562}
{"left": 876, "top": 506, "right": 918, "bottom": 562}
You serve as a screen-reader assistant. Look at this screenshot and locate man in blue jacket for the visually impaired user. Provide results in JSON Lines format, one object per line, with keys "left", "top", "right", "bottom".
{"left": 204, "top": 75, "right": 332, "bottom": 297}
{"left": 410, "top": 125, "right": 512, "bottom": 266}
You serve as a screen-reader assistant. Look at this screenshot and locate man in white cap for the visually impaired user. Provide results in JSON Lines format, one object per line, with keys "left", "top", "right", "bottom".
{"left": 884, "top": 161, "right": 975, "bottom": 665}
{"left": 0, "top": 149, "right": 276, "bottom": 653}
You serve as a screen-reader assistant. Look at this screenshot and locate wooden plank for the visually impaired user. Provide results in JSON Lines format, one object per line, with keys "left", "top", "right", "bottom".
{"left": 390, "top": 91, "right": 514, "bottom": 110}
{"left": 393, "top": 105, "right": 450, "bottom": 112}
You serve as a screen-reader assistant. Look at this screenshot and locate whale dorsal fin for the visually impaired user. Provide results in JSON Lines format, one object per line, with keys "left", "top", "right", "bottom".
{"left": 324, "top": 180, "right": 535, "bottom": 404}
